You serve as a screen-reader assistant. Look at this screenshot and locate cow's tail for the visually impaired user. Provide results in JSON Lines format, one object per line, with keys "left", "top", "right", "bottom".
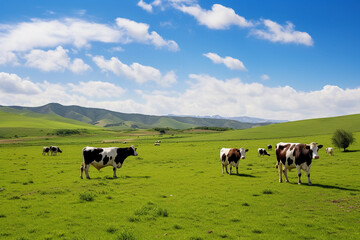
{"left": 275, "top": 145, "right": 280, "bottom": 169}
{"left": 80, "top": 148, "right": 86, "bottom": 179}
{"left": 80, "top": 147, "right": 87, "bottom": 169}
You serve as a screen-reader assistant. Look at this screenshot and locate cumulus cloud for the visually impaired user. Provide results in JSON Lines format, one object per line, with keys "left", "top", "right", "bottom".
{"left": 168, "top": 2, "right": 313, "bottom": 46}
{"left": 139, "top": 74, "right": 360, "bottom": 120}
{"left": 93, "top": 56, "right": 177, "bottom": 87}
{"left": 203, "top": 52, "right": 247, "bottom": 71}
{"left": 0, "top": 17, "right": 179, "bottom": 65}
{"left": 24, "top": 46, "right": 91, "bottom": 73}
{"left": 115, "top": 18, "right": 179, "bottom": 51}
{"left": 0, "top": 73, "right": 128, "bottom": 108}
{"left": 0, "top": 18, "right": 121, "bottom": 53}
{"left": 1, "top": 72, "right": 359, "bottom": 121}
{"left": 138, "top": 0, "right": 154, "bottom": 12}
{"left": 0, "top": 72, "right": 41, "bottom": 94}
{"left": 68, "top": 81, "right": 126, "bottom": 98}
{"left": 172, "top": 3, "right": 253, "bottom": 29}
{"left": 251, "top": 19, "right": 313, "bottom": 46}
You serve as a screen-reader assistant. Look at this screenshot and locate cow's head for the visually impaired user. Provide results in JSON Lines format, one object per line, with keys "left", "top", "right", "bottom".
{"left": 306, "top": 142, "right": 323, "bottom": 159}
{"left": 239, "top": 148, "right": 249, "bottom": 159}
{"left": 130, "top": 145, "right": 138, "bottom": 156}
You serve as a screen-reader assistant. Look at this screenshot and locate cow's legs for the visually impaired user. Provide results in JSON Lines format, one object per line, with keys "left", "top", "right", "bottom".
{"left": 229, "top": 165, "right": 232, "bottom": 175}
{"left": 296, "top": 165, "right": 302, "bottom": 184}
{"left": 278, "top": 162, "right": 283, "bottom": 182}
{"left": 113, "top": 167, "right": 117, "bottom": 178}
{"left": 80, "top": 162, "right": 84, "bottom": 179}
{"left": 283, "top": 168, "right": 289, "bottom": 182}
{"left": 225, "top": 165, "right": 229, "bottom": 174}
{"left": 222, "top": 163, "right": 224, "bottom": 174}
{"left": 306, "top": 165, "right": 312, "bottom": 185}
{"left": 84, "top": 164, "right": 91, "bottom": 179}
{"left": 236, "top": 166, "right": 239, "bottom": 175}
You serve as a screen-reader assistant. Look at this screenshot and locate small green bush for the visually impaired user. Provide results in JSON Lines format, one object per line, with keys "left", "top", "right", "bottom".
{"left": 332, "top": 129, "right": 355, "bottom": 151}
{"left": 79, "top": 193, "right": 95, "bottom": 202}
{"left": 116, "top": 229, "right": 135, "bottom": 240}
{"left": 263, "top": 190, "right": 273, "bottom": 194}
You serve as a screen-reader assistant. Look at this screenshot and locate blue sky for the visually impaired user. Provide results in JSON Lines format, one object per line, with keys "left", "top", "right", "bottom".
{"left": 0, "top": 0, "right": 359, "bottom": 120}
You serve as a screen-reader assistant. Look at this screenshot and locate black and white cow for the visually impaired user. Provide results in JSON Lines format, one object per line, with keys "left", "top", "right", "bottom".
{"left": 258, "top": 148, "right": 270, "bottom": 156}
{"left": 42, "top": 147, "right": 50, "bottom": 156}
{"left": 267, "top": 145, "right": 272, "bottom": 151}
{"left": 50, "top": 146, "right": 62, "bottom": 156}
{"left": 80, "top": 145, "right": 138, "bottom": 179}
{"left": 220, "top": 147, "right": 248, "bottom": 175}
{"left": 275, "top": 142, "right": 323, "bottom": 185}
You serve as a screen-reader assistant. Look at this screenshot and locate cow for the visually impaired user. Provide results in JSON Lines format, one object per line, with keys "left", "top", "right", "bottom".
{"left": 275, "top": 142, "right": 323, "bottom": 185}
{"left": 267, "top": 145, "right": 272, "bottom": 151}
{"left": 42, "top": 147, "right": 50, "bottom": 156}
{"left": 220, "top": 147, "right": 249, "bottom": 175}
{"left": 80, "top": 145, "right": 138, "bottom": 179}
{"left": 154, "top": 142, "right": 160, "bottom": 146}
{"left": 325, "top": 147, "right": 334, "bottom": 156}
{"left": 258, "top": 148, "right": 270, "bottom": 156}
{"left": 50, "top": 146, "right": 62, "bottom": 156}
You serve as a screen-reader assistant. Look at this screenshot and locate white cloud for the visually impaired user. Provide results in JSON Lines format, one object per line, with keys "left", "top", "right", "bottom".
{"left": 203, "top": 52, "right": 247, "bottom": 71}
{"left": 0, "top": 72, "right": 41, "bottom": 94}
{"left": 138, "top": 0, "right": 153, "bottom": 12}
{"left": 69, "top": 58, "right": 91, "bottom": 73}
{"left": 0, "top": 17, "right": 179, "bottom": 65}
{"left": 93, "top": 56, "right": 177, "bottom": 87}
{"left": 68, "top": 81, "right": 126, "bottom": 98}
{"left": 170, "top": 2, "right": 313, "bottom": 46}
{"left": 0, "top": 51, "right": 18, "bottom": 65}
{"left": 143, "top": 74, "right": 360, "bottom": 120}
{"left": 251, "top": 19, "right": 313, "bottom": 46}
{"left": 0, "top": 18, "right": 122, "bottom": 53}
{"left": 115, "top": 18, "right": 179, "bottom": 51}
{"left": 173, "top": 3, "right": 253, "bottom": 29}
{"left": 261, "top": 74, "right": 270, "bottom": 81}
{"left": 1, "top": 73, "right": 359, "bottom": 121}
{"left": 24, "top": 46, "right": 91, "bottom": 73}
{"left": 0, "top": 73, "right": 128, "bottom": 108}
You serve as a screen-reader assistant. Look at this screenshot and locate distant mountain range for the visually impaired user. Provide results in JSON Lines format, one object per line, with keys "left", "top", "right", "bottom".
{"left": 0, "top": 103, "right": 279, "bottom": 130}
{"left": 167, "top": 114, "right": 286, "bottom": 124}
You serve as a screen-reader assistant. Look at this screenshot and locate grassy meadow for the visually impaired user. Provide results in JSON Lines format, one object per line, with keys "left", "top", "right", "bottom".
{"left": 0, "top": 114, "right": 360, "bottom": 239}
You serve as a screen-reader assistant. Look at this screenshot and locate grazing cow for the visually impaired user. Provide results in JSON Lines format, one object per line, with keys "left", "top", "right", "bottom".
{"left": 42, "top": 147, "right": 50, "bottom": 156}
{"left": 80, "top": 145, "right": 138, "bottom": 179}
{"left": 258, "top": 148, "right": 270, "bottom": 156}
{"left": 275, "top": 142, "right": 323, "bottom": 185}
{"left": 154, "top": 142, "right": 160, "bottom": 146}
{"left": 325, "top": 147, "right": 334, "bottom": 156}
{"left": 50, "top": 146, "right": 62, "bottom": 156}
{"left": 220, "top": 147, "right": 249, "bottom": 175}
{"left": 267, "top": 145, "right": 272, "bottom": 151}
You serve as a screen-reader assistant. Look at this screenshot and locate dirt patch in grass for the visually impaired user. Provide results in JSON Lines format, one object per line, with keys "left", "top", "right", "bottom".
{"left": 330, "top": 196, "right": 360, "bottom": 211}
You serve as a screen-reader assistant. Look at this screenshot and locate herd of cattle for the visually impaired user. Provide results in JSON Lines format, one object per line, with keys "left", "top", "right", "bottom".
{"left": 42, "top": 142, "right": 334, "bottom": 185}
{"left": 42, "top": 146, "right": 62, "bottom": 156}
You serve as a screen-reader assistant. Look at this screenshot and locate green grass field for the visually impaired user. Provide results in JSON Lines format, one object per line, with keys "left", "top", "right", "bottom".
{"left": 0, "top": 114, "right": 359, "bottom": 239}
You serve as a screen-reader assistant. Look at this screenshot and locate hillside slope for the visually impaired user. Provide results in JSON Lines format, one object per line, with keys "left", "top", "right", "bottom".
{"left": 4, "top": 103, "right": 267, "bottom": 130}
{"left": 184, "top": 113, "right": 360, "bottom": 142}
{"left": 0, "top": 107, "right": 101, "bottom": 138}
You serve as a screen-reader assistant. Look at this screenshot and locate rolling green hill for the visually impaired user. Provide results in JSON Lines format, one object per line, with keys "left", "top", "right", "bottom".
{"left": 3, "top": 103, "right": 267, "bottom": 130}
{"left": 0, "top": 107, "right": 100, "bottom": 138}
{"left": 182, "top": 113, "right": 360, "bottom": 142}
